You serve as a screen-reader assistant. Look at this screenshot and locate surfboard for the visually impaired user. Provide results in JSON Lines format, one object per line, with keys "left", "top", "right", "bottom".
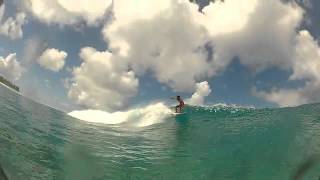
{"left": 173, "top": 112, "right": 186, "bottom": 116}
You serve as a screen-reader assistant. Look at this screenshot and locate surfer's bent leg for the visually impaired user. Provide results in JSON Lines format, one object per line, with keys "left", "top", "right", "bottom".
{"left": 176, "top": 105, "right": 179, "bottom": 113}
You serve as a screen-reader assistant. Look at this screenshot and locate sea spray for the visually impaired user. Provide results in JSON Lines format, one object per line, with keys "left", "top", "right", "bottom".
{"left": 68, "top": 102, "right": 172, "bottom": 127}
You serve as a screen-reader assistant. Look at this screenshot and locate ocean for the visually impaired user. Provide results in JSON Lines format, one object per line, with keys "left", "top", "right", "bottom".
{"left": 0, "top": 84, "right": 320, "bottom": 180}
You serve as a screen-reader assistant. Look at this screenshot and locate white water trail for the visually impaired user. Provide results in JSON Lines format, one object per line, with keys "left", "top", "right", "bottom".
{"left": 68, "top": 102, "right": 173, "bottom": 127}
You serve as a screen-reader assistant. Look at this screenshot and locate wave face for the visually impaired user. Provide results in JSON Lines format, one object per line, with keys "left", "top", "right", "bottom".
{"left": 1, "top": 85, "right": 320, "bottom": 179}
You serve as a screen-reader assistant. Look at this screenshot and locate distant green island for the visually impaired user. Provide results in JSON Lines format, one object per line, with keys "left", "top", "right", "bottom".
{"left": 0, "top": 76, "right": 19, "bottom": 92}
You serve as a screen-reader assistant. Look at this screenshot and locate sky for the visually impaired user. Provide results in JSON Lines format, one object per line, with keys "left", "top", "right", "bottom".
{"left": 0, "top": 0, "right": 320, "bottom": 112}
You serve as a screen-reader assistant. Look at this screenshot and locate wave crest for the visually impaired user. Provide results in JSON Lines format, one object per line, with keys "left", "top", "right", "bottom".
{"left": 68, "top": 102, "right": 173, "bottom": 127}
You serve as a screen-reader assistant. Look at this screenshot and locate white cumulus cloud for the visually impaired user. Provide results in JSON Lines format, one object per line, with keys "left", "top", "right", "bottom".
{"left": 101, "top": 0, "right": 303, "bottom": 105}
{"left": 38, "top": 48, "right": 67, "bottom": 72}
{"left": 25, "top": 0, "right": 112, "bottom": 26}
{"left": 206, "top": 0, "right": 303, "bottom": 72}
{"left": 103, "top": 0, "right": 214, "bottom": 92}
{"left": 254, "top": 30, "right": 320, "bottom": 107}
{"left": 103, "top": 0, "right": 304, "bottom": 88}
{"left": 67, "top": 0, "right": 320, "bottom": 109}
{"left": 67, "top": 47, "right": 139, "bottom": 111}
{"left": 186, "top": 81, "right": 212, "bottom": 106}
{"left": 0, "top": 53, "right": 24, "bottom": 81}
{"left": 0, "top": 4, "right": 27, "bottom": 40}
{"left": 67, "top": 0, "right": 214, "bottom": 111}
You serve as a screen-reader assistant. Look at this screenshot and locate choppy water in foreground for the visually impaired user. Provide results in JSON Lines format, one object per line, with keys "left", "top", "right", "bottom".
{"left": 1, "top": 85, "right": 320, "bottom": 180}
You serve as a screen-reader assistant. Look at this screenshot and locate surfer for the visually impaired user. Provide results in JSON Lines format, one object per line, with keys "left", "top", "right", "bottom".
{"left": 173, "top": 96, "right": 184, "bottom": 113}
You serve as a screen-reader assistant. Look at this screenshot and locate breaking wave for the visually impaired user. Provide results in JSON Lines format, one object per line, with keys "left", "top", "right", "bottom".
{"left": 68, "top": 102, "right": 173, "bottom": 127}
{"left": 68, "top": 102, "right": 254, "bottom": 127}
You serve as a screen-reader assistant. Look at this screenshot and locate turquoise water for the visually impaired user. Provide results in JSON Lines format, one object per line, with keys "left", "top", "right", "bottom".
{"left": 1, "top": 85, "right": 320, "bottom": 180}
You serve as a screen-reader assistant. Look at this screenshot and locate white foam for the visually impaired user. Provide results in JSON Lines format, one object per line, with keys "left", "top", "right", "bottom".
{"left": 68, "top": 102, "right": 173, "bottom": 127}
{"left": 203, "top": 103, "right": 255, "bottom": 109}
